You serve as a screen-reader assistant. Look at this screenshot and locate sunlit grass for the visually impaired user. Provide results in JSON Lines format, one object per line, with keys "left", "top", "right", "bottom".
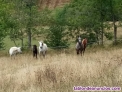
{"left": 0, "top": 47, "right": 122, "bottom": 92}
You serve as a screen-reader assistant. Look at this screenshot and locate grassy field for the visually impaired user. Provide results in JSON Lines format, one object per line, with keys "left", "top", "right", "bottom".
{"left": 1, "top": 23, "right": 122, "bottom": 92}
{"left": 0, "top": 46, "right": 122, "bottom": 92}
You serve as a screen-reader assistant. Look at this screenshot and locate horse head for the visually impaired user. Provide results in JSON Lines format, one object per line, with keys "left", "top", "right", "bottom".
{"left": 38, "top": 41, "right": 48, "bottom": 57}
{"left": 38, "top": 41, "right": 44, "bottom": 49}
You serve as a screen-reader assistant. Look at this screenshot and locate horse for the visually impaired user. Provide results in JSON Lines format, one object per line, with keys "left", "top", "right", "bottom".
{"left": 38, "top": 41, "right": 48, "bottom": 57}
{"left": 32, "top": 45, "right": 38, "bottom": 59}
{"left": 76, "top": 38, "right": 87, "bottom": 55}
{"left": 82, "top": 38, "right": 87, "bottom": 55}
{"left": 9, "top": 47, "right": 22, "bottom": 58}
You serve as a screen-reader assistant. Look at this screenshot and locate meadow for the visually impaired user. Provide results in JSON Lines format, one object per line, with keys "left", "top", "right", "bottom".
{"left": 0, "top": 25, "right": 122, "bottom": 92}
{"left": 0, "top": 46, "right": 122, "bottom": 92}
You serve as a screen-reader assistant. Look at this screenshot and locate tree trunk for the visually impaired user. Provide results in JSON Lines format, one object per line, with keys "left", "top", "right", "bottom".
{"left": 21, "top": 38, "right": 24, "bottom": 48}
{"left": 28, "top": 28, "right": 31, "bottom": 48}
{"left": 110, "top": 0, "right": 117, "bottom": 45}
{"left": 100, "top": 0, "right": 104, "bottom": 45}
{"left": 100, "top": 25, "right": 104, "bottom": 45}
{"left": 13, "top": 40, "right": 17, "bottom": 46}
{"left": 27, "top": 0, "right": 32, "bottom": 48}
{"left": 113, "top": 23, "right": 117, "bottom": 44}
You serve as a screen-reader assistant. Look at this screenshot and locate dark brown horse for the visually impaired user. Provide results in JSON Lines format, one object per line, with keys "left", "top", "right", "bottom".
{"left": 33, "top": 45, "right": 38, "bottom": 59}
{"left": 76, "top": 38, "right": 87, "bottom": 55}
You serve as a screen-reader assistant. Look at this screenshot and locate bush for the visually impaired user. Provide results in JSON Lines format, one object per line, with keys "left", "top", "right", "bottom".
{"left": 104, "top": 32, "right": 113, "bottom": 40}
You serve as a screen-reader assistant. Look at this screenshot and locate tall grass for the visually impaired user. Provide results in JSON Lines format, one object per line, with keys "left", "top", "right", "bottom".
{"left": 0, "top": 48, "right": 122, "bottom": 92}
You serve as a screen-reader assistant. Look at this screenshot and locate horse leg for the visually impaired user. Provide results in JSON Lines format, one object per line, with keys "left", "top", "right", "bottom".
{"left": 83, "top": 47, "right": 86, "bottom": 55}
{"left": 33, "top": 52, "right": 35, "bottom": 58}
{"left": 82, "top": 48, "right": 84, "bottom": 55}
{"left": 35, "top": 53, "right": 37, "bottom": 59}
{"left": 42, "top": 52, "right": 45, "bottom": 58}
{"left": 77, "top": 50, "right": 79, "bottom": 55}
{"left": 80, "top": 50, "right": 82, "bottom": 56}
{"left": 43, "top": 52, "right": 45, "bottom": 57}
{"left": 38, "top": 51, "right": 41, "bottom": 59}
{"left": 39, "top": 51, "right": 40, "bottom": 55}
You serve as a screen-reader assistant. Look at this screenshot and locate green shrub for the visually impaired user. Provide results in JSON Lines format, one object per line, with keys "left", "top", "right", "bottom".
{"left": 45, "top": 25, "right": 69, "bottom": 49}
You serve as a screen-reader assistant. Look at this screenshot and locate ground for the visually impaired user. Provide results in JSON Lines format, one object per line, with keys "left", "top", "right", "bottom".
{"left": 0, "top": 47, "right": 122, "bottom": 92}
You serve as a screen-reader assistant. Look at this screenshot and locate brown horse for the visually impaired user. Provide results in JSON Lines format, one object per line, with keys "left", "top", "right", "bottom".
{"left": 82, "top": 38, "right": 87, "bottom": 55}
{"left": 33, "top": 45, "right": 38, "bottom": 59}
{"left": 76, "top": 38, "right": 87, "bottom": 55}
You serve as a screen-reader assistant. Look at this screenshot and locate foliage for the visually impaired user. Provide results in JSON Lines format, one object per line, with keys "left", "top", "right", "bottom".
{"left": 0, "top": 1, "right": 14, "bottom": 49}
{"left": 44, "top": 7, "right": 70, "bottom": 49}
{"left": 57, "top": 0, "right": 122, "bottom": 45}
{"left": 1, "top": 0, "right": 122, "bottom": 49}
{"left": 45, "top": 25, "right": 69, "bottom": 49}
{"left": 57, "top": 0, "right": 106, "bottom": 44}
{"left": 7, "top": 0, "right": 42, "bottom": 48}
{"left": 104, "top": 32, "right": 113, "bottom": 40}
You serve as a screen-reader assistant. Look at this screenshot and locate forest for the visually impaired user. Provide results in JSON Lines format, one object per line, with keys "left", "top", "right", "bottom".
{"left": 0, "top": 0, "right": 122, "bottom": 50}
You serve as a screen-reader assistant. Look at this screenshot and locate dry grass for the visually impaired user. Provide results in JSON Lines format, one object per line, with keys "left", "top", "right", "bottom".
{"left": 0, "top": 48, "right": 122, "bottom": 92}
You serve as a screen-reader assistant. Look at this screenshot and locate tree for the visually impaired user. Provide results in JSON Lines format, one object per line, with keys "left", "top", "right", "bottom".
{"left": 46, "top": 24, "right": 69, "bottom": 49}
{"left": 58, "top": 0, "right": 116, "bottom": 45}
{"left": 58, "top": 0, "right": 105, "bottom": 45}
{"left": 109, "top": 0, "right": 122, "bottom": 44}
{"left": 46, "top": 8, "right": 69, "bottom": 49}
{"left": 8, "top": 0, "right": 41, "bottom": 48}
{"left": 7, "top": 0, "right": 28, "bottom": 48}
{"left": 0, "top": 0, "right": 14, "bottom": 49}
{"left": 24, "top": 0, "right": 39, "bottom": 48}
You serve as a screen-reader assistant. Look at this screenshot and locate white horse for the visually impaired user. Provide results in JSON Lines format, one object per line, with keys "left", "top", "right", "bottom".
{"left": 38, "top": 41, "right": 48, "bottom": 57}
{"left": 9, "top": 47, "right": 22, "bottom": 58}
